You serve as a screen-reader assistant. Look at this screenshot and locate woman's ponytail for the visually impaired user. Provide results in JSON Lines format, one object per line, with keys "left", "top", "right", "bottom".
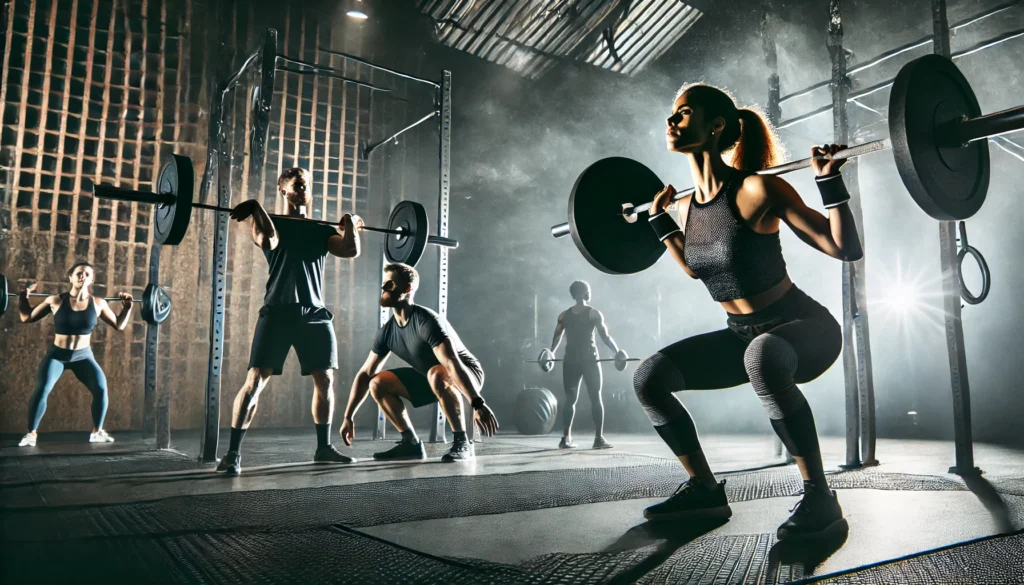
{"left": 732, "top": 108, "right": 786, "bottom": 171}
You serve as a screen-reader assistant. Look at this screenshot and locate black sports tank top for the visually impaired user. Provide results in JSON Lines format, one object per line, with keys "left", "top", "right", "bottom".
{"left": 53, "top": 294, "right": 99, "bottom": 335}
{"left": 562, "top": 308, "right": 598, "bottom": 360}
{"left": 682, "top": 174, "right": 788, "bottom": 302}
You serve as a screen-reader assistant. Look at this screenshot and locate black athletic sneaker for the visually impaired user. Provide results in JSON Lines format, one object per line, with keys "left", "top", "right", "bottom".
{"left": 441, "top": 440, "right": 475, "bottom": 462}
{"left": 217, "top": 450, "right": 241, "bottom": 476}
{"left": 592, "top": 436, "right": 614, "bottom": 450}
{"left": 314, "top": 445, "right": 357, "bottom": 464}
{"left": 777, "top": 488, "right": 848, "bottom": 541}
{"left": 373, "top": 440, "right": 426, "bottom": 461}
{"left": 558, "top": 437, "right": 578, "bottom": 449}
{"left": 643, "top": 478, "right": 732, "bottom": 521}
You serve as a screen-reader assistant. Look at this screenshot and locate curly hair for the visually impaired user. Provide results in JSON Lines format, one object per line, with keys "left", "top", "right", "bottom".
{"left": 675, "top": 83, "right": 787, "bottom": 171}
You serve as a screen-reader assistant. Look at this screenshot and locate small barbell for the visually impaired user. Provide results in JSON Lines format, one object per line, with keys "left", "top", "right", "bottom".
{"left": 548, "top": 54, "right": 1023, "bottom": 275}
{"left": 523, "top": 348, "right": 641, "bottom": 373}
{"left": 0, "top": 274, "right": 172, "bottom": 326}
{"left": 92, "top": 155, "right": 457, "bottom": 268}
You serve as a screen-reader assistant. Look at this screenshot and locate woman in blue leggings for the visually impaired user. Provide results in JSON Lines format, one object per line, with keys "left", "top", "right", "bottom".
{"left": 17, "top": 261, "right": 134, "bottom": 447}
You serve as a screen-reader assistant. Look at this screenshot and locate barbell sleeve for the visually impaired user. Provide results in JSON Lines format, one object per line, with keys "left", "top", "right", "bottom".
{"left": 427, "top": 235, "right": 459, "bottom": 248}
{"left": 550, "top": 222, "right": 571, "bottom": 238}
{"left": 94, "top": 184, "right": 176, "bottom": 206}
{"left": 951, "top": 104, "right": 1024, "bottom": 145}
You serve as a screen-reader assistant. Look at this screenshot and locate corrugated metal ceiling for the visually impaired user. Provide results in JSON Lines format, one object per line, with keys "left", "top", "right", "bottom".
{"left": 418, "top": 0, "right": 702, "bottom": 79}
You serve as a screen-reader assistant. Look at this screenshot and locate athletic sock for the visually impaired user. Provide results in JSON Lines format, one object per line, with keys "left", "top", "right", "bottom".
{"left": 315, "top": 424, "right": 329, "bottom": 449}
{"left": 228, "top": 427, "right": 246, "bottom": 452}
{"left": 453, "top": 431, "right": 467, "bottom": 443}
{"left": 401, "top": 428, "right": 419, "bottom": 444}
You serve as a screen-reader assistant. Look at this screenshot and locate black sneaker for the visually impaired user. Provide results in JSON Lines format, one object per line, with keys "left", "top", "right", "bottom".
{"left": 777, "top": 488, "right": 848, "bottom": 541}
{"left": 314, "top": 445, "right": 357, "bottom": 464}
{"left": 441, "top": 440, "right": 474, "bottom": 462}
{"left": 558, "top": 437, "right": 578, "bottom": 449}
{"left": 643, "top": 478, "right": 732, "bottom": 521}
{"left": 592, "top": 436, "right": 614, "bottom": 450}
{"left": 217, "top": 450, "right": 241, "bottom": 476}
{"left": 373, "top": 440, "right": 426, "bottom": 461}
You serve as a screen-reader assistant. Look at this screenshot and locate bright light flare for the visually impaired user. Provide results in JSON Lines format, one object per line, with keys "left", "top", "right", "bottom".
{"left": 868, "top": 254, "right": 950, "bottom": 336}
{"left": 346, "top": 10, "right": 368, "bottom": 20}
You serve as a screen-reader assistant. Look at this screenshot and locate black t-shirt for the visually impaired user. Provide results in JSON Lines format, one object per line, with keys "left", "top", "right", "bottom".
{"left": 372, "top": 305, "right": 477, "bottom": 375}
{"left": 262, "top": 216, "right": 338, "bottom": 308}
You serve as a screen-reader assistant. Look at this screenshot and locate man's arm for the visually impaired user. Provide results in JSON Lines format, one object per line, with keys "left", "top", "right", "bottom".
{"left": 549, "top": 312, "right": 565, "bottom": 353}
{"left": 593, "top": 310, "right": 620, "bottom": 354}
{"left": 343, "top": 350, "right": 389, "bottom": 421}
{"left": 339, "top": 350, "right": 388, "bottom": 446}
{"left": 432, "top": 340, "right": 482, "bottom": 402}
{"left": 328, "top": 214, "right": 363, "bottom": 259}
{"left": 228, "top": 199, "right": 278, "bottom": 250}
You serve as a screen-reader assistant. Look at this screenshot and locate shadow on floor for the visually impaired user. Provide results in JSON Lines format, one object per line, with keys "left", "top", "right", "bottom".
{"left": 603, "top": 518, "right": 729, "bottom": 584}
{"left": 962, "top": 473, "right": 1018, "bottom": 534}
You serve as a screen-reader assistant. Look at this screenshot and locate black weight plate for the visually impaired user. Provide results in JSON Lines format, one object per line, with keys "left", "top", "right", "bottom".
{"left": 889, "top": 54, "right": 989, "bottom": 221}
{"left": 154, "top": 154, "right": 195, "bottom": 245}
{"left": 0, "top": 274, "right": 8, "bottom": 316}
{"left": 142, "top": 284, "right": 157, "bottom": 325}
{"left": 569, "top": 157, "right": 666, "bottom": 274}
{"left": 385, "top": 201, "right": 429, "bottom": 267}
{"left": 141, "top": 283, "right": 173, "bottom": 325}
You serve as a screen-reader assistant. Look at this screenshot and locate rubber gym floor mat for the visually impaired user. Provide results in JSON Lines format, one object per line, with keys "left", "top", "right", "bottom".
{"left": 1, "top": 524, "right": 535, "bottom": 585}
{"left": 0, "top": 449, "right": 197, "bottom": 485}
{"left": 4, "top": 464, "right": 975, "bottom": 542}
{"left": 805, "top": 530, "right": 1024, "bottom": 584}
{"left": 0, "top": 439, "right": 542, "bottom": 485}
{"left": 517, "top": 529, "right": 1024, "bottom": 585}
{"left": 6, "top": 520, "right": 1020, "bottom": 585}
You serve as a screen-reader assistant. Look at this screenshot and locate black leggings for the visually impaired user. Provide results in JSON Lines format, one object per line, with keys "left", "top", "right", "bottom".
{"left": 562, "top": 357, "right": 604, "bottom": 436}
{"left": 28, "top": 346, "right": 108, "bottom": 431}
{"left": 633, "top": 286, "right": 841, "bottom": 465}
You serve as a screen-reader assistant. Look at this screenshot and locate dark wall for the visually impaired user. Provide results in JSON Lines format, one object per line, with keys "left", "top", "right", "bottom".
{"left": 359, "top": 0, "right": 1024, "bottom": 446}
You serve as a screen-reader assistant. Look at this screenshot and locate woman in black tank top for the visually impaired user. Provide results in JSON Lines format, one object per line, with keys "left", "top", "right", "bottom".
{"left": 16, "top": 261, "right": 135, "bottom": 448}
{"left": 633, "top": 83, "right": 864, "bottom": 542}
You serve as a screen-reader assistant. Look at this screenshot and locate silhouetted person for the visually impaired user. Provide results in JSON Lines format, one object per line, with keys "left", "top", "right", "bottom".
{"left": 547, "top": 280, "right": 626, "bottom": 449}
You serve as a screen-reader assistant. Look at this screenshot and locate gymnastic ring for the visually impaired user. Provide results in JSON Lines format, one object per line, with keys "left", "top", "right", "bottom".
{"left": 956, "top": 221, "right": 990, "bottom": 305}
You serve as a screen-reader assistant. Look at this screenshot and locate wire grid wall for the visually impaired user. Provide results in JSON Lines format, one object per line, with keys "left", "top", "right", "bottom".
{"left": 0, "top": 0, "right": 387, "bottom": 432}
{"left": 0, "top": 0, "right": 208, "bottom": 432}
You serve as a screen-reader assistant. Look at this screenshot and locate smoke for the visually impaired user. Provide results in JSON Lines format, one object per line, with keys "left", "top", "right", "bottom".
{"left": 371, "top": 0, "right": 1023, "bottom": 447}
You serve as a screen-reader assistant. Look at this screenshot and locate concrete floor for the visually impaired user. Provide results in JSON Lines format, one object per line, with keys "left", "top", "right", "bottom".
{"left": 2, "top": 429, "right": 1023, "bottom": 584}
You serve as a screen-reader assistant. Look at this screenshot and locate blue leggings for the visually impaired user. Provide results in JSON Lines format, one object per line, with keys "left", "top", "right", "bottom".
{"left": 29, "top": 346, "right": 108, "bottom": 431}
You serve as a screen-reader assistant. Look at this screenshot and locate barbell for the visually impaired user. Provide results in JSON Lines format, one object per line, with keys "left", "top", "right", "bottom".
{"left": 549, "top": 54, "right": 1023, "bottom": 275}
{"left": 523, "top": 348, "right": 641, "bottom": 373}
{"left": 91, "top": 155, "right": 458, "bottom": 268}
{"left": 0, "top": 274, "right": 172, "bottom": 326}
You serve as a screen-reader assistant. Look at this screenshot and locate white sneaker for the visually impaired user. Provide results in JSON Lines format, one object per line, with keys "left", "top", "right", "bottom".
{"left": 89, "top": 430, "right": 115, "bottom": 443}
{"left": 18, "top": 433, "right": 37, "bottom": 447}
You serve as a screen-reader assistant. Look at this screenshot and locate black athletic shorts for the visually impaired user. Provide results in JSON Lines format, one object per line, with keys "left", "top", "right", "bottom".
{"left": 390, "top": 358, "right": 485, "bottom": 408}
{"left": 248, "top": 304, "right": 338, "bottom": 376}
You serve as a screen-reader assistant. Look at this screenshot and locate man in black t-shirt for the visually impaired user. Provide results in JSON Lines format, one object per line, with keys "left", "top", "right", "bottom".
{"left": 340, "top": 263, "right": 499, "bottom": 462}
{"left": 215, "top": 167, "right": 362, "bottom": 476}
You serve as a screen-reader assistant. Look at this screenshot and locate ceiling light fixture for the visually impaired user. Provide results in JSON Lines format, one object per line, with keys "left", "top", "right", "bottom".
{"left": 346, "top": 0, "right": 368, "bottom": 20}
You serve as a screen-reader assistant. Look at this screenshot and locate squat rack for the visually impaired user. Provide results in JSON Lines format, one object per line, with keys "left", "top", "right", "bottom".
{"left": 141, "top": 26, "right": 455, "bottom": 462}
{"left": 763, "top": 0, "right": 1022, "bottom": 474}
